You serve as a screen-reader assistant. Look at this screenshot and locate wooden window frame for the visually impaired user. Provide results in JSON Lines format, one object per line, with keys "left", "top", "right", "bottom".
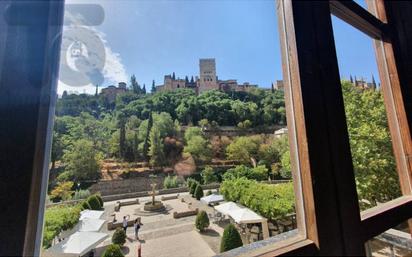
{"left": 252, "top": 0, "right": 412, "bottom": 256}
{"left": 1, "top": 1, "right": 411, "bottom": 256}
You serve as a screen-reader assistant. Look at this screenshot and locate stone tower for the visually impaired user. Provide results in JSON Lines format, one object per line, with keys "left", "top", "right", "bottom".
{"left": 198, "top": 58, "right": 218, "bottom": 93}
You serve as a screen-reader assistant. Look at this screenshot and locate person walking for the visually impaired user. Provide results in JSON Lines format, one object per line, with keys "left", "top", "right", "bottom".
{"left": 122, "top": 215, "right": 130, "bottom": 233}
{"left": 134, "top": 218, "right": 142, "bottom": 240}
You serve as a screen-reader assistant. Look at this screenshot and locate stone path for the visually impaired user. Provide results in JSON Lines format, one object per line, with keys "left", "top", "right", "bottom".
{"left": 99, "top": 193, "right": 220, "bottom": 257}
{"left": 138, "top": 231, "right": 215, "bottom": 257}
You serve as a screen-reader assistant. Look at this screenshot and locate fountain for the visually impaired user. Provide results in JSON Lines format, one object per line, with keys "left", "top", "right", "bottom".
{"left": 143, "top": 176, "right": 166, "bottom": 212}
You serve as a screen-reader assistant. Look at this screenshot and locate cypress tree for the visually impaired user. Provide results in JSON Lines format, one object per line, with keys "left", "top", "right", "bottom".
{"left": 142, "top": 112, "right": 153, "bottom": 161}
{"left": 151, "top": 80, "right": 156, "bottom": 93}
{"left": 194, "top": 184, "right": 204, "bottom": 200}
{"left": 220, "top": 224, "right": 243, "bottom": 252}
{"left": 148, "top": 126, "right": 165, "bottom": 167}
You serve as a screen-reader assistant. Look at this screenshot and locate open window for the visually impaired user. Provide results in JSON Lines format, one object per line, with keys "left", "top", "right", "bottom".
{"left": 1, "top": 1, "right": 412, "bottom": 256}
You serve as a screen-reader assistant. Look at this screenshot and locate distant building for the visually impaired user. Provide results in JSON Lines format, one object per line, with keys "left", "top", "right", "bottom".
{"left": 351, "top": 75, "right": 377, "bottom": 90}
{"left": 274, "top": 80, "right": 284, "bottom": 91}
{"left": 156, "top": 58, "right": 258, "bottom": 94}
{"left": 100, "top": 82, "right": 127, "bottom": 102}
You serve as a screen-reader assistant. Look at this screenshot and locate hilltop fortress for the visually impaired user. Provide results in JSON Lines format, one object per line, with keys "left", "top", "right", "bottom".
{"left": 155, "top": 58, "right": 258, "bottom": 94}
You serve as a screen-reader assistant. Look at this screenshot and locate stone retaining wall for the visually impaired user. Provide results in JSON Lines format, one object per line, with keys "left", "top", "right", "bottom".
{"left": 100, "top": 183, "right": 220, "bottom": 202}
{"left": 89, "top": 176, "right": 165, "bottom": 196}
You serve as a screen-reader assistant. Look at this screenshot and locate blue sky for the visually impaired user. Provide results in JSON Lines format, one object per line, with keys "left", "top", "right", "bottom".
{"left": 59, "top": 0, "right": 379, "bottom": 94}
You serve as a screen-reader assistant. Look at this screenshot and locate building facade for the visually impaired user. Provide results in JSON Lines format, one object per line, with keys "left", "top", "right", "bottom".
{"left": 100, "top": 82, "right": 127, "bottom": 102}
{"left": 156, "top": 58, "right": 258, "bottom": 94}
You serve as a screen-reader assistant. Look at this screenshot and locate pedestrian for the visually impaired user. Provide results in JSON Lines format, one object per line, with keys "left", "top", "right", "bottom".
{"left": 134, "top": 218, "right": 142, "bottom": 240}
{"left": 123, "top": 215, "right": 130, "bottom": 233}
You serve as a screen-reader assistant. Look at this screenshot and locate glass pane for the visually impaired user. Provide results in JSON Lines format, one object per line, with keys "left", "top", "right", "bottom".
{"left": 42, "top": 1, "right": 302, "bottom": 256}
{"left": 354, "top": 0, "right": 383, "bottom": 21}
{"left": 366, "top": 221, "right": 412, "bottom": 257}
{"left": 331, "top": 15, "right": 402, "bottom": 211}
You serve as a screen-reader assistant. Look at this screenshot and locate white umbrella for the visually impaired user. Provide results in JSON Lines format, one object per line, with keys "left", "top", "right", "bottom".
{"left": 230, "top": 208, "right": 264, "bottom": 223}
{"left": 43, "top": 232, "right": 108, "bottom": 257}
{"left": 200, "top": 194, "right": 224, "bottom": 204}
{"left": 79, "top": 210, "right": 104, "bottom": 220}
{"left": 214, "top": 202, "right": 244, "bottom": 216}
{"left": 77, "top": 218, "right": 106, "bottom": 232}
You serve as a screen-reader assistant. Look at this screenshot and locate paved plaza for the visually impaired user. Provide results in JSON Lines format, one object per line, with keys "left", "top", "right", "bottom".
{"left": 96, "top": 192, "right": 222, "bottom": 257}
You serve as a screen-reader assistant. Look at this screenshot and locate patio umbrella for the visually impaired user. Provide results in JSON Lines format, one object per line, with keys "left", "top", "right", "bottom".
{"left": 43, "top": 232, "right": 108, "bottom": 257}
{"left": 230, "top": 208, "right": 264, "bottom": 224}
{"left": 214, "top": 202, "right": 244, "bottom": 216}
{"left": 200, "top": 194, "right": 224, "bottom": 205}
{"left": 77, "top": 218, "right": 106, "bottom": 232}
{"left": 79, "top": 210, "right": 104, "bottom": 220}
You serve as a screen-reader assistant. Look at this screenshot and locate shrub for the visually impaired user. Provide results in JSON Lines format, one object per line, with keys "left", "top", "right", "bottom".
{"left": 43, "top": 205, "right": 81, "bottom": 248}
{"left": 50, "top": 181, "right": 74, "bottom": 202}
{"left": 72, "top": 189, "right": 91, "bottom": 200}
{"left": 223, "top": 165, "right": 268, "bottom": 181}
{"left": 95, "top": 194, "right": 104, "bottom": 207}
{"left": 112, "top": 228, "right": 126, "bottom": 246}
{"left": 206, "top": 190, "right": 212, "bottom": 196}
{"left": 102, "top": 244, "right": 124, "bottom": 257}
{"left": 190, "top": 181, "right": 198, "bottom": 196}
{"left": 81, "top": 200, "right": 91, "bottom": 210}
{"left": 194, "top": 184, "right": 204, "bottom": 200}
{"left": 186, "top": 178, "right": 196, "bottom": 188}
{"left": 87, "top": 195, "right": 102, "bottom": 210}
{"left": 195, "top": 210, "right": 209, "bottom": 232}
{"left": 220, "top": 224, "right": 243, "bottom": 252}
{"left": 164, "top": 175, "right": 179, "bottom": 189}
{"left": 201, "top": 166, "right": 218, "bottom": 184}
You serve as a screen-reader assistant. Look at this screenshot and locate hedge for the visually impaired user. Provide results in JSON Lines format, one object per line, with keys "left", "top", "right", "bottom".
{"left": 220, "top": 178, "right": 295, "bottom": 220}
{"left": 43, "top": 204, "right": 81, "bottom": 248}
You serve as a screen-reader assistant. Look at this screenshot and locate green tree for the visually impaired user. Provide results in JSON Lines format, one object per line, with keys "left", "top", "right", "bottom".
{"left": 190, "top": 181, "right": 199, "bottom": 196}
{"left": 184, "top": 135, "right": 212, "bottom": 163}
{"left": 195, "top": 211, "right": 210, "bottom": 232}
{"left": 87, "top": 195, "right": 102, "bottom": 210}
{"left": 201, "top": 166, "right": 218, "bottom": 184}
{"left": 184, "top": 127, "right": 203, "bottom": 142}
{"left": 142, "top": 112, "right": 153, "bottom": 161}
{"left": 63, "top": 139, "right": 102, "bottom": 182}
{"left": 194, "top": 184, "right": 204, "bottom": 200}
{"left": 226, "top": 136, "right": 262, "bottom": 165}
{"left": 163, "top": 175, "right": 179, "bottom": 189}
{"left": 148, "top": 126, "right": 165, "bottom": 167}
{"left": 50, "top": 181, "right": 74, "bottom": 202}
{"left": 220, "top": 224, "right": 243, "bottom": 252}
{"left": 341, "top": 81, "right": 400, "bottom": 208}
{"left": 130, "top": 74, "right": 141, "bottom": 94}
{"left": 223, "top": 165, "right": 268, "bottom": 181}
{"left": 280, "top": 150, "right": 291, "bottom": 179}
{"left": 151, "top": 80, "right": 156, "bottom": 93}
{"left": 102, "top": 244, "right": 124, "bottom": 257}
{"left": 112, "top": 228, "right": 126, "bottom": 246}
